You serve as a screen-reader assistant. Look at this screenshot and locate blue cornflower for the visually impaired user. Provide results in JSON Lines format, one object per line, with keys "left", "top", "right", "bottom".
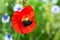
{"left": 14, "top": 4, "right": 23, "bottom": 12}
{"left": 51, "top": 5, "right": 60, "bottom": 14}
{"left": 7, "top": 33, "right": 11, "bottom": 39}
{"left": 2, "top": 13, "right": 10, "bottom": 23}
{"left": 4, "top": 33, "right": 12, "bottom": 40}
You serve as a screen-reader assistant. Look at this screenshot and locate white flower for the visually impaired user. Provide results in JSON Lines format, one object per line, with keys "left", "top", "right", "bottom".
{"left": 4, "top": 33, "right": 12, "bottom": 40}
{"left": 51, "top": 0, "right": 58, "bottom": 4}
{"left": 42, "top": 0, "right": 50, "bottom": 4}
{"left": 2, "top": 13, "right": 10, "bottom": 23}
{"left": 14, "top": 4, "right": 23, "bottom": 12}
{"left": 51, "top": 5, "right": 60, "bottom": 14}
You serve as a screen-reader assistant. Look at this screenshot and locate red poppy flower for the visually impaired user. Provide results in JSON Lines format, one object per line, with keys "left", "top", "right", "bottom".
{"left": 12, "top": 6, "right": 36, "bottom": 34}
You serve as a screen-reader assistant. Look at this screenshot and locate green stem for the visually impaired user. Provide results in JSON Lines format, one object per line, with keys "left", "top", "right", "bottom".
{"left": 19, "top": 34, "right": 20, "bottom": 40}
{"left": 2, "top": 24, "right": 7, "bottom": 34}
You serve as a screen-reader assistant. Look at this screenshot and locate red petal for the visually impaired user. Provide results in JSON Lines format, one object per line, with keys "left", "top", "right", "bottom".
{"left": 20, "top": 6, "right": 34, "bottom": 19}
{"left": 12, "top": 6, "right": 36, "bottom": 34}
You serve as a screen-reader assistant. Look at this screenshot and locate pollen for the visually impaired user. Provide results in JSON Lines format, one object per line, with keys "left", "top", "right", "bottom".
{"left": 22, "top": 17, "right": 29, "bottom": 22}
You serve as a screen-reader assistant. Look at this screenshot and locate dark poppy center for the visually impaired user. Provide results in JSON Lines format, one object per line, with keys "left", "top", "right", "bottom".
{"left": 23, "top": 20, "right": 32, "bottom": 27}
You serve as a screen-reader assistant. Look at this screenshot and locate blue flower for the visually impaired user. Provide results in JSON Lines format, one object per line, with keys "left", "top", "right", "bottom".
{"left": 3, "top": 15, "right": 8, "bottom": 20}
{"left": 7, "top": 33, "right": 11, "bottom": 39}
{"left": 2, "top": 13, "right": 10, "bottom": 23}
{"left": 14, "top": 4, "right": 23, "bottom": 12}
{"left": 4, "top": 33, "right": 12, "bottom": 40}
{"left": 51, "top": 5, "right": 60, "bottom": 14}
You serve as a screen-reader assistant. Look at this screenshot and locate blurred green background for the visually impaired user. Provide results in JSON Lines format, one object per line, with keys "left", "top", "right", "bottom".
{"left": 0, "top": 0, "right": 60, "bottom": 40}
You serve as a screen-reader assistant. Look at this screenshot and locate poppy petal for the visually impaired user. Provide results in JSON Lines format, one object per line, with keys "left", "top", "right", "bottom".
{"left": 12, "top": 6, "right": 36, "bottom": 34}
{"left": 20, "top": 6, "right": 34, "bottom": 19}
